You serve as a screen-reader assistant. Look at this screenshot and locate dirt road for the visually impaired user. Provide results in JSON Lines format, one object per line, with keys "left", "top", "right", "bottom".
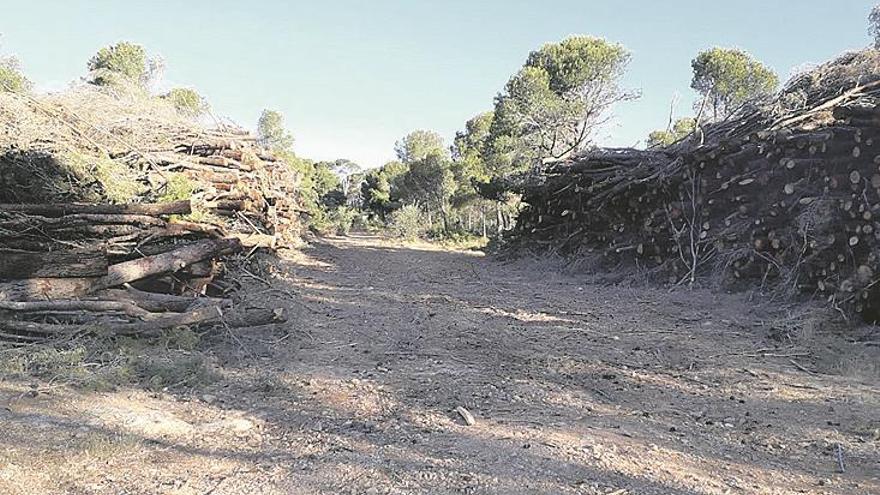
{"left": 1, "top": 235, "right": 878, "bottom": 494}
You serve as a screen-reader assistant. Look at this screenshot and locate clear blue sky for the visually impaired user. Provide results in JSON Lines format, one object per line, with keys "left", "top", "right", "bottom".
{"left": 0, "top": 1, "right": 875, "bottom": 167}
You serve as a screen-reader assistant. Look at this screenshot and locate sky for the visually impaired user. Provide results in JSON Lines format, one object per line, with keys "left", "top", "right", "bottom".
{"left": 0, "top": 1, "right": 876, "bottom": 168}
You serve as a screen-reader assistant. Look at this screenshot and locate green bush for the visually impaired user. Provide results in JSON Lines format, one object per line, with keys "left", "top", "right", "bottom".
{"left": 0, "top": 58, "right": 31, "bottom": 93}
{"left": 158, "top": 172, "right": 195, "bottom": 202}
{"left": 87, "top": 41, "right": 152, "bottom": 87}
{"left": 389, "top": 204, "right": 426, "bottom": 239}
{"left": 64, "top": 151, "right": 145, "bottom": 203}
{"left": 330, "top": 206, "right": 358, "bottom": 235}
{"left": 163, "top": 87, "right": 208, "bottom": 116}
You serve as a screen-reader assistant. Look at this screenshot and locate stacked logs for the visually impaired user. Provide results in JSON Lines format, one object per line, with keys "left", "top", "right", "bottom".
{"left": 0, "top": 200, "right": 286, "bottom": 343}
{"left": 508, "top": 85, "right": 880, "bottom": 323}
{"left": 114, "top": 130, "right": 304, "bottom": 248}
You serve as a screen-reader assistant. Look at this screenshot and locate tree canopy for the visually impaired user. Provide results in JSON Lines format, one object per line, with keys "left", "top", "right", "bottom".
{"left": 484, "top": 35, "right": 633, "bottom": 171}
{"left": 394, "top": 130, "right": 448, "bottom": 164}
{"left": 163, "top": 87, "right": 208, "bottom": 116}
{"left": 0, "top": 55, "right": 31, "bottom": 93}
{"left": 257, "top": 109, "right": 294, "bottom": 152}
{"left": 361, "top": 161, "right": 409, "bottom": 220}
{"left": 87, "top": 41, "right": 161, "bottom": 87}
{"left": 690, "top": 47, "right": 778, "bottom": 120}
{"left": 452, "top": 111, "right": 494, "bottom": 185}
{"left": 647, "top": 117, "right": 696, "bottom": 148}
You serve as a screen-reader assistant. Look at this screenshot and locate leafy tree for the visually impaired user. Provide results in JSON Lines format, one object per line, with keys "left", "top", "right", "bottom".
{"left": 388, "top": 204, "right": 426, "bottom": 239}
{"left": 329, "top": 159, "right": 362, "bottom": 195}
{"left": 257, "top": 109, "right": 294, "bottom": 152}
{"left": 361, "top": 161, "right": 408, "bottom": 220}
{"left": 870, "top": 4, "right": 880, "bottom": 48}
{"left": 163, "top": 87, "right": 208, "bottom": 116}
{"left": 0, "top": 55, "right": 31, "bottom": 93}
{"left": 647, "top": 117, "right": 696, "bottom": 148}
{"left": 452, "top": 111, "right": 493, "bottom": 185}
{"left": 690, "top": 47, "right": 778, "bottom": 120}
{"left": 87, "top": 42, "right": 161, "bottom": 87}
{"left": 397, "top": 153, "right": 457, "bottom": 231}
{"left": 313, "top": 161, "right": 343, "bottom": 200}
{"left": 485, "top": 35, "right": 633, "bottom": 170}
{"left": 394, "top": 130, "right": 448, "bottom": 164}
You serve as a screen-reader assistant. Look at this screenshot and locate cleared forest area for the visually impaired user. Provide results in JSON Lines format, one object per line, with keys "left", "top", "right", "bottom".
{"left": 0, "top": 5, "right": 879, "bottom": 495}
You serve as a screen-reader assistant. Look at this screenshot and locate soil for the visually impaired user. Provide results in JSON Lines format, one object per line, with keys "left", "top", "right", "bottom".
{"left": 1, "top": 234, "right": 878, "bottom": 494}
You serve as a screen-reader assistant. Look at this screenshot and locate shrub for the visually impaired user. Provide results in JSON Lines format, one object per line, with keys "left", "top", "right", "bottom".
{"left": 257, "top": 109, "right": 294, "bottom": 152}
{"left": 64, "top": 151, "right": 145, "bottom": 203}
{"left": 330, "top": 206, "right": 358, "bottom": 235}
{"left": 87, "top": 42, "right": 160, "bottom": 87}
{"left": 158, "top": 172, "right": 196, "bottom": 202}
{"left": 163, "top": 87, "right": 208, "bottom": 116}
{"left": 389, "top": 204, "right": 426, "bottom": 239}
{"left": 0, "top": 57, "right": 31, "bottom": 93}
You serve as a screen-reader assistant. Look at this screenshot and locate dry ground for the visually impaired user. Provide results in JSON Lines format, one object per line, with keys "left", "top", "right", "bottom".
{"left": 1, "top": 234, "right": 878, "bottom": 494}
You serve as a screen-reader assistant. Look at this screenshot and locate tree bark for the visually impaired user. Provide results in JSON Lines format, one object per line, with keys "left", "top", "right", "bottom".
{"left": 0, "top": 249, "right": 108, "bottom": 279}
{"left": 0, "top": 238, "right": 241, "bottom": 301}
{"left": 0, "top": 305, "right": 285, "bottom": 337}
{"left": 0, "top": 201, "right": 191, "bottom": 218}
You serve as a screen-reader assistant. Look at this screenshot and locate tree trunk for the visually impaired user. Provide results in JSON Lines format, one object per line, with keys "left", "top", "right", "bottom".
{"left": 0, "top": 201, "right": 191, "bottom": 218}
{"left": 0, "top": 249, "right": 108, "bottom": 279}
{"left": 0, "top": 238, "right": 241, "bottom": 301}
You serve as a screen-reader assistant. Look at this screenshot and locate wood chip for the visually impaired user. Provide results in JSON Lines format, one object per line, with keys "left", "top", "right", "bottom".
{"left": 454, "top": 406, "right": 476, "bottom": 426}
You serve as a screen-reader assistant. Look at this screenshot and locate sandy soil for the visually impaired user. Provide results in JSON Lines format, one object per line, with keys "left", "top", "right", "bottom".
{"left": 1, "top": 234, "right": 878, "bottom": 494}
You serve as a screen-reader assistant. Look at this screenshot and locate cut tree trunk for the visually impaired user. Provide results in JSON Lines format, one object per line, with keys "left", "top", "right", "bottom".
{"left": 0, "top": 201, "right": 191, "bottom": 218}
{"left": 0, "top": 305, "right": 285, "bottom": 337}
{"left": 0, "top": 249, "right": 108, "bottom": 279}
{"left": 0, "top": 238, "right": 241, "bottom": 301}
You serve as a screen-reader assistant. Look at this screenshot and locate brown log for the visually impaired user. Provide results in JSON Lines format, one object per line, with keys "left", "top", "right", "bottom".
{"left": 0, "top": 249, "right": 108, "bottom": 279}
{"left": 93, "top": 286, "right": 230, "bottom": 313}
{"left": 0, "top": 305, "right": 285, "bottom": 337}
{"left": 0, "top": 201, "right": 191, "bottom": 218}
{"left": 0, "top": 238, "right": 241, "bottom": 301}
{"left": 0, "top": 300, "right": 149, "bottom": 317}
{"left": 99, "top": 238, "right": 241, "bottom": 289}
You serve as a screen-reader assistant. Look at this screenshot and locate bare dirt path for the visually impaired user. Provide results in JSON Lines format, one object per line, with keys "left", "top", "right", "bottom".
{"left": 1, "top": 235, "right": 878, "bottom": 494}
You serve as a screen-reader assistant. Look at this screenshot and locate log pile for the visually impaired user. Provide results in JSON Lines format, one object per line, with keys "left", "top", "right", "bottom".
{"left": 0, "top": 88, "right": 305, "bottom": 249}
{"left": 0, "top": 200, "right": 286, "bottom": 343}
{"left": 113, "top": 130, "right": 304, "bottom": 248}
{"left": 506, "top": 51, "right": 880, "bottom": 323}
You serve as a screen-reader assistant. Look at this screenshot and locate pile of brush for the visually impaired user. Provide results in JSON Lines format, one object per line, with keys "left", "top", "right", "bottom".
{"left": 506, "top": 50, "right": 880, "bottom": 322}
{"left": 114, "top": 128, "right": 304, "bottom": 248}
{"left": 0, "top": 200, "right": 286, "bottom": 344}
{"left": 0, "top": 87, "right": 305, "bottom": 249}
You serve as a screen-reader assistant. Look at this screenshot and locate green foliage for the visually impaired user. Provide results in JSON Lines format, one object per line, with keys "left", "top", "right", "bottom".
{"left": 329, "top": 206, "right": 358, "bottom": 235}
{"left": 389, "top": 204, "right": 426, "bottom": 239}
{"left": 394, "top": 130, "right": 448, "bottom": 164}
{"left": 313, "top": 161, "right": 343, "bottom": 198}
{"left": 647, "top": 117, "right": 696, "bottom": 148}
{"left": 163, "top": 87, "right": 208, "bottom": 116}
{"left": 257, "top": 109, "right": 294, "bottom": 152}
{"left": 397, "top": 153, "right": 456, "bottom": 210}
{"left": 691, "top": 47, "right": 778, "bottom": 120}
{"left": 360, "top": 161, "right": 409, "bottom": 220}
{"left": 483, "top": 35, "right": 633, "bottom": 173}
{"left": 64, "top": 151, "right": 145, "bottom": 203}
{"left": 452, "top": 111, "right": 494, "bottom": 185}
{"left": 0, "top": 56, "right": 32, "bottom": 93}
{"left": 88, "top": 42, "right": 152, "bottom": 86}
{"left": 157, "top": 173, "right": 195, "bottom": 202}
